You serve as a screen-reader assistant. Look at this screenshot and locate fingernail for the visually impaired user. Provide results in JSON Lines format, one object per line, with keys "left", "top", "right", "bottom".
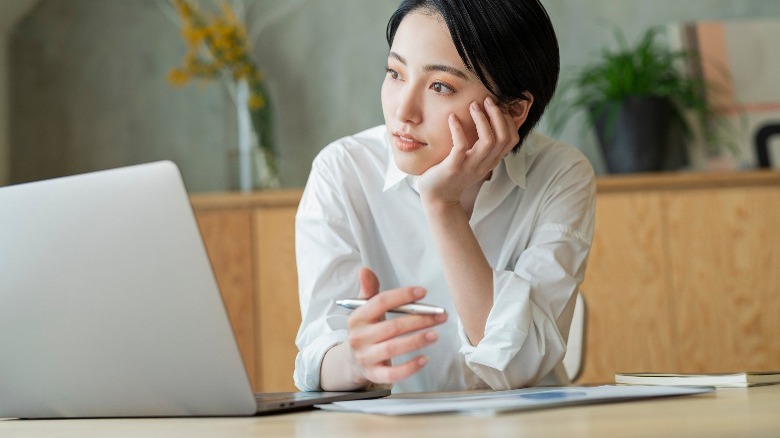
{"left": 425, "top": 331, "right": 438, "bottom": 341}
{"left": 417, "top": 356, "right": 428, "bottom": 366}
{"left": 413, "top": 287, "right": 425, "bottom": 298}
{"left": 470, "top": 101, "right": 479, "bottom": 111}
{"left": 485, "top": 96, "right": 495, "bottom": 107}
{"left": 435, "top": 313, "right": 447, "bottom": 323}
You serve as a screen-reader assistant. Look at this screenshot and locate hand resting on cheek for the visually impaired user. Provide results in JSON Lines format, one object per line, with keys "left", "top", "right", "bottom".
{"left": 418, "top": 95, "right": 528, "bottom": 206}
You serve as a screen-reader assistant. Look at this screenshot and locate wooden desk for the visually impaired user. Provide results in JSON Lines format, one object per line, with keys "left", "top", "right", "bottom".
{"left": 2, "top": 385, "right": 780, "bottom": 437}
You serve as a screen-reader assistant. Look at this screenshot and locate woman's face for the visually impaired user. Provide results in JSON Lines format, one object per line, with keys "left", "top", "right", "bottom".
{"left": 381, "top": 11, "right": 494, "bottom": 175}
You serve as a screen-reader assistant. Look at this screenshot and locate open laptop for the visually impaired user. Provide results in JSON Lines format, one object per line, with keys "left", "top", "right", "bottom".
{"left": 0, "top": 161, "right": 388, "bottom": 419}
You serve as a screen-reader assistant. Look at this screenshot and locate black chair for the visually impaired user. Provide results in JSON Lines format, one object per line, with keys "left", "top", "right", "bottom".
{"left": 755, "top": 122, "right": 780, "bottom": 168}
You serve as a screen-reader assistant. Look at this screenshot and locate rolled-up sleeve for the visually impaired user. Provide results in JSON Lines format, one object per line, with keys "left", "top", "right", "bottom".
{"left": 458, "top": 159, "right": 596, "bottom": 390}
{"left": 293, "top": 154, "right": 362, "bottom": 391}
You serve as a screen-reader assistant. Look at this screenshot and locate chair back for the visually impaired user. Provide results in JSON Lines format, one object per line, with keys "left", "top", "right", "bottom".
{"left": 562, "top": 292, "right": 587, "bottom": 382}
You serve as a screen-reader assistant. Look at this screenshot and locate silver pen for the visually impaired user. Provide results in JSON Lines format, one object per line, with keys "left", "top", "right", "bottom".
{"left": 336, "top": 299, "right": 446, "bottom": 315}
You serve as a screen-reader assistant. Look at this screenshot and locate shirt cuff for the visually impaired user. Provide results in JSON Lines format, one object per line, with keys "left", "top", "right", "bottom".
{"left": 457, "top": 320, "right": 532, "bottom": 390}
{"left": 457, "top": 270, "right": 536, "bottom": 390}
{"left": 294, "top": 329, "right": 348, "bottom": 391}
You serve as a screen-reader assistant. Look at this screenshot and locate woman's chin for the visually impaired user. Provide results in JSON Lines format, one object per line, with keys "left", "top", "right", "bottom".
{"left": 393, "top": 157, "right": 431, "bottom": 176}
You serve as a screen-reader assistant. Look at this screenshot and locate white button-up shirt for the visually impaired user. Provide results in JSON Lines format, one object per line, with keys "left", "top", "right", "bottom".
{"left": 294, "top": 125, "right": 595, "bottom": 393}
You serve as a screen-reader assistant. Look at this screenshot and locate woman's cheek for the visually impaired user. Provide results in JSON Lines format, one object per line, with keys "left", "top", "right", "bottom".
{"left": 380, "top": 81, "right": 395, "bottom": 121}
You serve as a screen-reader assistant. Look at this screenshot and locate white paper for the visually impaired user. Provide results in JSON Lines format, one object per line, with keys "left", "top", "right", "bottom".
{"left": 316, "top": 385, "right": 713, "bottom": 416}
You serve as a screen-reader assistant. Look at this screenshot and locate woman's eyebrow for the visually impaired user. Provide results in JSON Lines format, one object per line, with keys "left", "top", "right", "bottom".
{"left": 388, "top": 51, "right": 470, "bottom": 80}
{"left": 424, "top": 63, "right": 469, "bottom": 80}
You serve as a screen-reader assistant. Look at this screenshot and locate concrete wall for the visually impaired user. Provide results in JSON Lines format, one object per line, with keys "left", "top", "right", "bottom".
{"left": 6, "top": 0, "right": 398, "bottom": 191}
{"left": 0, "top": 0, "right": 38, "bottom": 186}
{"left": 4, "top": 0, "right": 780, "bottom": 190}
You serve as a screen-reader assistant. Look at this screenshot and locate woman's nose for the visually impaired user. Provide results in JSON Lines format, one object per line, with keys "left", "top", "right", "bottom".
{"left": 395, "top": 87, "right": 422, "bottom": 124}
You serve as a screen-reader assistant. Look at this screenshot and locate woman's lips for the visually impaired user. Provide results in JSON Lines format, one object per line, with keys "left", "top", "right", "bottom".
{"left": 393, "top": 132, "right": 427, "bottom": 152}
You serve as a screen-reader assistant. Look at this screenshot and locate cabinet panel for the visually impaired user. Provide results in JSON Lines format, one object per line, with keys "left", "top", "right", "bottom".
{"left": 579, "top": 192, "right": 677, "bottom": 383}
{"left": 194, "top": 210, "right": 256, "bottom": 389}
{"left": 254, "top": 207, "right": 301, "bottom": 391}
{"left": 666, "top": 187, "right": 780, "bottom": 373}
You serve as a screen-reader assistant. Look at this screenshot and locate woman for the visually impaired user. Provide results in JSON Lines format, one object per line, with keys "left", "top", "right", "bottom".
{"left": 294, "top": 0, "right": 595, "bottom": 393}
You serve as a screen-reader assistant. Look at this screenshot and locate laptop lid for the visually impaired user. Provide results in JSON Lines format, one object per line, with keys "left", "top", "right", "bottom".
{"left": 0, "top": 162, "right": 262, "bottom": 418}
{"left": 0, "top": 161, "right": 390, "bottom": 419}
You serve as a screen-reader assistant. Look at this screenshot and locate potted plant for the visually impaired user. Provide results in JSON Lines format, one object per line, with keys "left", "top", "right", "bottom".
{"left": 551, "top": 27, "right": 722, "bottom": 173}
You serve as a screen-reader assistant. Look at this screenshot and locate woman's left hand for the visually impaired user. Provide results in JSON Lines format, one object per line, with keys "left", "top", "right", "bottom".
{"left": 418, "top": 96, "right": 519, "bottom": 205}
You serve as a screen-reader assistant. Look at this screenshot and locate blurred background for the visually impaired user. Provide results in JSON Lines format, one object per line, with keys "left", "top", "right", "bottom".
{"left": 2, "top": 0, "right": 780, "bottom": 192}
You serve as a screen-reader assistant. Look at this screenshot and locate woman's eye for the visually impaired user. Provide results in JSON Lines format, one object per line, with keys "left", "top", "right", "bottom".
{"left": 431, "top": 82, "right": 454, "bottom": 94}
{"left": 385, "top": 67, "right": 400, "bottom": 80}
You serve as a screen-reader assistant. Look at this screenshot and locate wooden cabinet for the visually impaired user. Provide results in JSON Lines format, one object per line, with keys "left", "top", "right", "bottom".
{"left": 191, "top": 190, "right": 302, "bottom": 392}
{"left": 191, "top": 171, "right": 780, "bottom": 390}
{"left": 579, "top": 171, "right": 780, "bottom": 383}
{"left": 578, "top": 190, "right": 678, "bottom": 382}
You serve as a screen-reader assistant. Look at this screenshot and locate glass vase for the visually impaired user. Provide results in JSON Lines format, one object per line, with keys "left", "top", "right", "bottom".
{"left": 235, "top": 79, "right": 279, "bottom": 191}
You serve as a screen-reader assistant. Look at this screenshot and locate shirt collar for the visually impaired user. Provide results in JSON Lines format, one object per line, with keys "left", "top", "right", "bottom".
{"left": 504, "top": 145, "right": 528, "bottom": 190}
{"left": 383, "top": 147, "right": 412, "bottom": 192}
{"left": 383, "top": 133, "right": 422, "bottom": 193}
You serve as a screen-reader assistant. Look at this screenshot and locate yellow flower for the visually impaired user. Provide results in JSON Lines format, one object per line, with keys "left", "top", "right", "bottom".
{"left": 181, "top": 24, "right": 206, "bottom": 46}
{"left": 170, "top": 1, "right": 271, "bottom": 139}
{"left": 167, "top": 68, "right": 190, "bottom": 86}
{"left": 248, "top": 92, "right": 265, "bottom": 110}
{"left": 219, "top": 0, "right": 239, "bottom": 24}
{"left": 172, "top": 0, "right": 194, "bottom": 18}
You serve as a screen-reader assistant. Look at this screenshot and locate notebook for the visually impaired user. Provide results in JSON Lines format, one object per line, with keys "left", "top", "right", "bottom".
{"left": 0, "top": 161, "right": 388, "bottom": 419}
{"left": 615, "top": 371, "right": 780, "bottom": 388}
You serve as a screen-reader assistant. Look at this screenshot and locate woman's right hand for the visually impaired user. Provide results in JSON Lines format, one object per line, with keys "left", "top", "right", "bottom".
{"left": 345, "top": 267, "right": 447, "bottom": 387}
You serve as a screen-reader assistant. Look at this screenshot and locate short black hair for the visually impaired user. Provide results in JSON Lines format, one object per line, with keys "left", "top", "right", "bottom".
{"left": 386, "top": 0, "right": 560, "bottom": 151}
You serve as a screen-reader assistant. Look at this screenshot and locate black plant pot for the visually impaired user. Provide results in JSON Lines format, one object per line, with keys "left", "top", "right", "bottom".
{"left": 592, "top": 96, "right": 673, "bottom": 173}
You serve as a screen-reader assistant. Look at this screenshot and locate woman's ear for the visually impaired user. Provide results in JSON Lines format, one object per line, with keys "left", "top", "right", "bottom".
{"left": 507, "top": 93, "right": 534, "bottom": 130}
